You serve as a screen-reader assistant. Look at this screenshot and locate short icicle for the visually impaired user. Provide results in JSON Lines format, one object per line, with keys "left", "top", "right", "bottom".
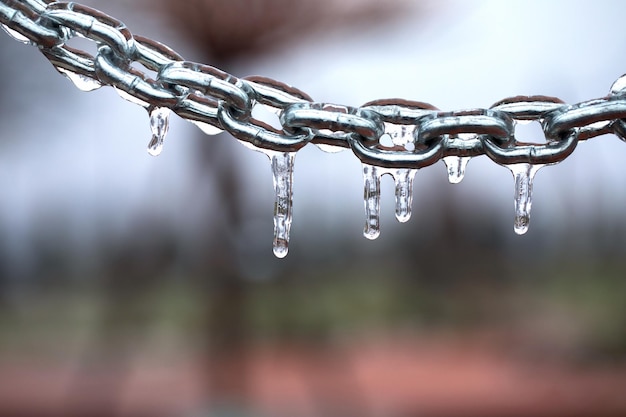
{"left": 443, "top": 156, "right": 470, "bottom": 184}
{"left": 269, "top": 151, "right": 295, "bottom": 258}
{"left": 55, "top": 67, "right": 102, "bottom": 92}
{"left": 507, "top": 163, "right": 543, "bottom": 235}
{"left": 362, "top": 164, "right": 381, "bottom": 240}
{"left": 393, "top": 168, "right": 416, "bottom": 223}
{"left": 147, "top": 106, "right": 171, "bottom": 157}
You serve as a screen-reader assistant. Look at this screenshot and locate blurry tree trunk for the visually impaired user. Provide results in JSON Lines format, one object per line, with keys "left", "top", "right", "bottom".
{"left": 157, "top": 1, "right": 411, "bottom": 412}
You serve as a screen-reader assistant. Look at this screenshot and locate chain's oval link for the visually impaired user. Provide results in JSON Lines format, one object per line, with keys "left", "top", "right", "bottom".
{"left": 133, "top": 35, "right": 183, "bottom": 71}
{"left": 543, "top": 96, "right": 626, "bottom": 141}
{"left": 95, "top": 46, "right": 179, "bottom": 107}
{"left": 490, "top": 95, "right": 566, "bottom": 121}
{"left": 362, "top": 98, "right": 438, "bottom": 124}
{"left": 348, "top": 133, "right": 444, "bottom": 169}
{"left": 416, "top": 109, "right": 513, "bottom": 143}
{"left": 45, "top": 2, "right": 134, "bottom": 57}
{"left": 483, "top": 133, "right": 578, "bottom": 165}
{"left": 244, "top": 76, "right": 313, "bottom": 108}
{"left": 159, "top": 61, "right": 253, "bottom": 115}
{"left": 218, "top": 103, "right": 312, "bottom": 152}
{"left": 281, "top": 103, "right": 385, "bottom": 146}
{"left": 0, "top": 0, "right": 64, "bottom": 47}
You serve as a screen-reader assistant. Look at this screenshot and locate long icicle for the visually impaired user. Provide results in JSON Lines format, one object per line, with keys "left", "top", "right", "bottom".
{"left": 393, "top": 168, "right": 416, "bottom": 223}
{"left": 507, "top": 163, "right": 543, "bottom": 235}
{"left": 269, "top": 151, "right": 295, "bottom": 258}
{"left": 362, "top": 164, "right": 381, "bottom": 240}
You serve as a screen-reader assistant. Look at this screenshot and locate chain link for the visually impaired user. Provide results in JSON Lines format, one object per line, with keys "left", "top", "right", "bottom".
{"left": 2, "top": 0, "right": 626, "bottom": 255}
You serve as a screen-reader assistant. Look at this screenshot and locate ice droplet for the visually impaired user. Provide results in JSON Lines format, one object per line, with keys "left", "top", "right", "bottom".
{"left": 55, "top": 67, "right": 102, "bottom": 92}
{"left": 610, "top": 73, "right": 626, "bottom": 94}
{"left": 443, "top": 156, "right": 470, "bottom": 184}
{"left": 147, "top": 106, "right": 170, "bottom": 157}
{"left": 1, "top": 24, "right": 30, "bottom": 44}
{"left": 314, "top": 143, "right": 346, "bottom": 153}
{"left": 506, "top": 163, "right": 543, "bottom": 235}
{"left": 190, "top": 120, "right": 223, "bottom": 136}
{"left": 393, "top": 169, "right": 416, "bottom": 223}
{"left": 362, "top": 164, "right": 381, "bottom": 239}
{"left": 269, "top": 152, "right": 295, "bottom": 258}
{"left": 115, "top": 87, "right": 149, "bottom": 107}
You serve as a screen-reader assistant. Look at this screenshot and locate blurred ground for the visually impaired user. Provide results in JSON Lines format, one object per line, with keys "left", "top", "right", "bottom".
{"left": 1, "top": 1, "right": 626, "bottom": 416}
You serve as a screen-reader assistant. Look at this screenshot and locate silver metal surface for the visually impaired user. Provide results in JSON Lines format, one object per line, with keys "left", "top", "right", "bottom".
{"left": 2, "top": 0, "right": 626, "bottom": 165}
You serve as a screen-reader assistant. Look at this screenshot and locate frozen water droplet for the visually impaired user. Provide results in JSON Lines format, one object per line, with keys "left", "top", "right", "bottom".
{"left": 506, "top": 163, "right": 543, "bottom": 235}
{"left": 55, "top": 67, "right": 102, "bottom": 92}
{"left": 443, "top": 156, "right": 470, "bottom": 184}
{"left": 190, "top": 120, "right": 223, "bottom": 136}
{"left": 147, "top": 107, "right": 170, "bottom": 157}
{"left": 314, "top": 143, "right": 346, "bottom": 153}
{"left": 393, "top": 169, "right": 416, "bottom": 223}
{"left": 115, "top": 87, "right": 149, "bottom": 107}
{"left": 1, "top": 24, "right": 30, "bottom": 44}
{"left": 379, "top": 133, "right": 394, "bottom": 148}
{"left": 269, "top": 152, "right": 295, "bottom": 258}
{"left": 362, "top": 164, "right": 381, "bottom": 239}
{"left": 610, "top": 74, "right": 626, "bottom": 94}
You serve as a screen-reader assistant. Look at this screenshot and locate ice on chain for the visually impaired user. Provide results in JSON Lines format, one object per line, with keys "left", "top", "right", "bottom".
{"left": 443, "top": 156, "right": 470, "bottom": 184}
{"left": 147, "top": 106, "right": 170, "bottom": 156}
{"left": 269, "top": 152, "right": 295, "bottom": 258}
{"left": 315, "top": 143, "right": 346, "bottom": 153}
{"left": 507, "top": 163, "right": 543, "bottom": 235}
{"left": 55, "top": 67, "right": 102, "bottom": 92}
{"left": 393, "top": 169, "right": 416, "bottom": 223}
{"left": 190, "top": 121, "right": 223, "bottom": 136}
{"left": 1, "top": 24, "right": 29, "bottom": 44}
{"left": 362, "top": 164, "right": 382, "bottom": 240}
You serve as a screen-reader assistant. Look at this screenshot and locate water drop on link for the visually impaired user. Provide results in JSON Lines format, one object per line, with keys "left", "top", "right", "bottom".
{"left": 147, "top": 106, "right": 171, "bottom": 157}
{"left": 55, "top": 66, "right": 102, "bottom": 92}
{"left": 506, "top": 163, "right": 543, "bottom": 235}
{"left": 393, "top": 169, "right": 416, "bottom": 223}
{"left": 269, "top": 152, "right": 295, "bottom": 258}
{"left": 362, "top": 164, "right": 381, "bottom": 240}
{"left": 443, "top": 156, "right": 470, "bottom": 184}
{"left": 115, "top": 87, "right": 149, "bottom": 107}
{"left": 610, "top": 73, "right": 626, "bottom": 94}
{"left": 314, "top": 143, "right": 346, "bottom": 153}
{"left": 190, "top": 120, "right": 223, "bottom": 136}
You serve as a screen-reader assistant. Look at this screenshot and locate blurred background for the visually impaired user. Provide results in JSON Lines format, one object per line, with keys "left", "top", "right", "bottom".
{"left": 1, "top": 0, "right": 626, "bottom": 416}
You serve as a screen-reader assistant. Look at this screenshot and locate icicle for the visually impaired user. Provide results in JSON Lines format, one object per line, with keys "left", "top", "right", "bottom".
{"left": 1, "top": 25, "right": 30, "bottom": 44}
{"left": 506, "top": 163, "right": 543, "bottom": 235}
{"left": 147, "top": 106, "right": 170, "bottom": 156}
{"left": 54, "top": 67, "right": 102, "bottom": 92}
{"left": 362, "top": 164, "right": 381, "bottom": 240}
{"left": 442, "top": 156, "right": 470, "bottom": 184}
{"left": 269, "top": 151, "right": 295, "bottom": 258}
{"left": 393, "top": 168, "right": 416, "bottom": 223}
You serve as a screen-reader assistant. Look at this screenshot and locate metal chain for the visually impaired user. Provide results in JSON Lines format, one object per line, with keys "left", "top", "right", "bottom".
{"left": 2, "top": 0, "right": 626, "bottom": 257}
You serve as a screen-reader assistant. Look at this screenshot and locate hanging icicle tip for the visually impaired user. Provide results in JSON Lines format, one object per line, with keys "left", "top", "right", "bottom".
{"left": 147, "top": 106, "right": 171, "bottom": 157}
